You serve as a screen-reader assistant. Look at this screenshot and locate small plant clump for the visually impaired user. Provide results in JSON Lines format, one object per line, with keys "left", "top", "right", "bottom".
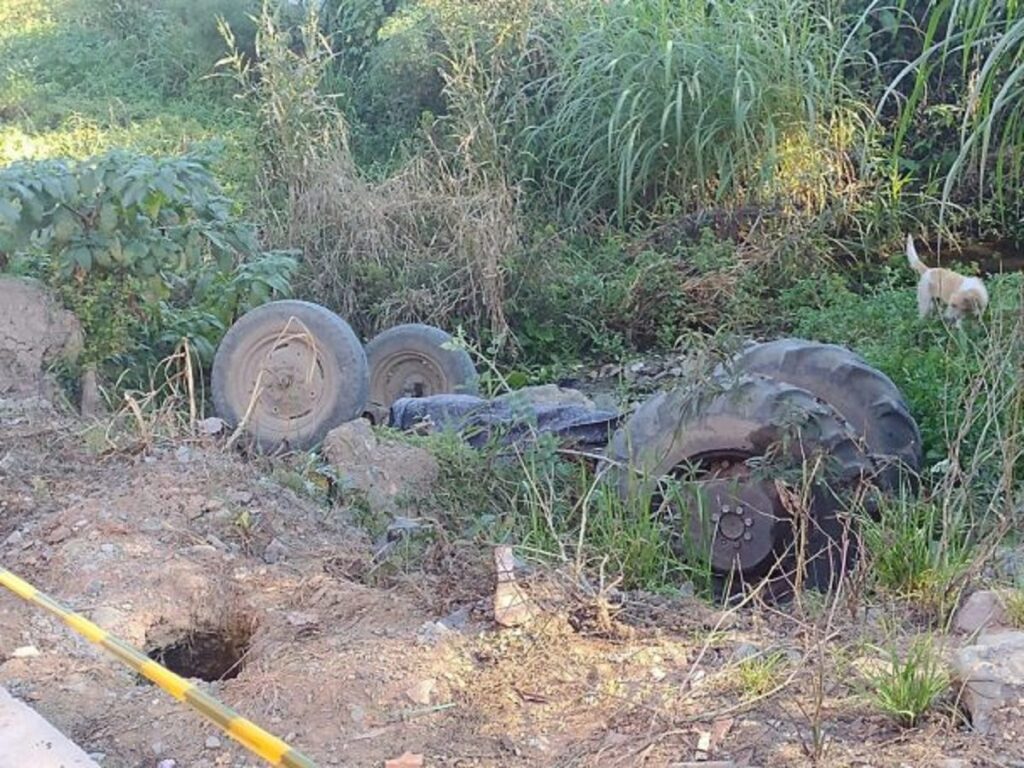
{"left": 735, "top": 650, "right": 788, "bottom": 700}
{"left": 869, "top": 637, "right": 949, "bottom": 729}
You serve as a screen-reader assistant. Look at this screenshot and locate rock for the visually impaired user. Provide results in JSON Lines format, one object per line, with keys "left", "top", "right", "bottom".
{"left": 954, "top": 590, "right": 1009, "bottom": 634}
{"left": 416, "top": 620, "right": 455, "bottom": 646}
{"left": 87, "top": 753, "right": 106, "bottom": 763}
{"left": 185, "top": 544, "right": 219, "bottom": 558}
{"left": 89, "top": 607, "right": 125, "bottom": 630}
{"left": 228, "top": 490, "right": 254, "bottom": 505}
{"left": 404, "top": 678, "right": 436, "bottom": 706}
{"left": 45, "top": 525, "right": 71, "bottom": 544}
{"left": 204, "top": 735, "right": 221, "bottom": 749}
{"left": 731, "top": 643, "right": 760, "bottom": 663}
{"left": 494, "top": 384, "right": 594, "bottom": 410}
{"left": 4, "top": 531, "right": 24, "bottom": 547}
{"left": 156, "top": 760, "right": 176, "bottom": 768}
{"left": 0, "top": 277, "right": 82, "bottom": 399}
{"left": 322, "top": 419, "right": 439, "bottom": 512}
{"left": 349, "top": 704, "right": 366, "bottom": 727}
{"left": 951, "top": 630, "right": 1024, "bottom": 734}
{"left": 384, "top": 753, "right": 424, "bottom": 768}
{"left": 11, "top": 645, "right": 39, "bottom": 658}
{"left": 263, "top": 538, "right": 288, "bottom": 564}
{"left": 938, "top": 760, "right": 969, "bottom": 768}
{"left": 175, "top": 446, "right": 193, "bottom": 464}
{"left": 439, "top": 606, "right": 470, "bottom": 631}
{"left": 591, "top": 393, "right": 619, "bottom": 412}
{"left": 493, "top": 545, "right": 535, "bottom": 628}
{"left": 197, "top": 417, "right": 226, "bottom": 436}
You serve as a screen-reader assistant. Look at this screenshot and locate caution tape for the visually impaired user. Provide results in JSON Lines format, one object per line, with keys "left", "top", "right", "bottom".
{"left": 0, "top": 567, "right": 318, "bottom": 768}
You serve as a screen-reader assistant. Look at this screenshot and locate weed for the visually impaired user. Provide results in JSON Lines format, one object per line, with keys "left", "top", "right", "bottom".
{"left": 861, "top": 495, "right": 974, "bottom": 622}
{"left": 868, "top": 636, "right": 949, "bottom": 728}
{"left": 879, "top": 0, "right": 1024, "bottom": 236}
{"left": 1001, "top": 589, "right": 1024, "bottom": 629}
{"left": 736, "top": 650, "right": 788, "bottom": 700}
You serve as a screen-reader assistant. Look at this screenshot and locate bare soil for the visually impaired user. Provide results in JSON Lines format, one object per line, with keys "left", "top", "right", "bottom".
{"left": 0, "top": 400, "right": 1011, "bottom": 768}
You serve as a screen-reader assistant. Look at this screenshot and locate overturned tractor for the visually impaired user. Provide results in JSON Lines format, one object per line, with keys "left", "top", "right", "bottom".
{"left": 211, "top": 301, "right": 921, "bottom": 597}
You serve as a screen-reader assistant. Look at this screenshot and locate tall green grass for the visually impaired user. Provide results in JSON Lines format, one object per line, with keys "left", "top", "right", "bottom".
{"left": 881, "top": 0, "right": 1024, "bottom": 231}
{"left": 517, "top": 0, "right": 868, "bottom": 224}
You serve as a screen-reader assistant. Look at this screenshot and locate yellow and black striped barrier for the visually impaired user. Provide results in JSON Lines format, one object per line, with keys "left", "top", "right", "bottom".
{"left": 0, "top": 567, "right": 318, "bottom": 768}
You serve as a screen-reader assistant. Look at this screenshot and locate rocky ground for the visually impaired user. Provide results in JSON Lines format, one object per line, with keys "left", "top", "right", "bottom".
{"left": 1, "top": 392, "right": 1023, "bottom": 768}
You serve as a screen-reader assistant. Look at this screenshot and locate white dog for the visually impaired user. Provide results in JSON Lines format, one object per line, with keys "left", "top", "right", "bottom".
{"left": 906, "top": 235, "right": 988, "bottom": 325}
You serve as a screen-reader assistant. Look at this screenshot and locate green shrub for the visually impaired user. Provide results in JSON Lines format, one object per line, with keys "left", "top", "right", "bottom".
{"left": 98, "top": 0, "right": 261, "bottom": 93}
{"left": 0, "top": 149, "right": 295, "bottom": 383}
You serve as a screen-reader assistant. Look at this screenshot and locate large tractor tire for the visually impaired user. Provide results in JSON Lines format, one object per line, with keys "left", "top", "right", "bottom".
{"left": 365, "top": 324, "right": 479, "bottom": 418}
{"left": 723, "top": 338, "right": 922, "bottom": 490}
{"left": 212, "top": 300, "right": 368, "bottom": 452}
{"left": 607, "top": 376, "right": 875, "bottom": 598}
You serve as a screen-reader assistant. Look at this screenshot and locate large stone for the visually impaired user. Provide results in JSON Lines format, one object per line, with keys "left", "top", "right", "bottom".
{"left": 322, "top": 419, "right": 439, "bottom": 511}
{"left": 494, "top": 384, "right": 594, "bottom": 410}
{"left": 0, "top": 277, "right": 81, "bottom": 398}
{"left": 951, "top": 630, "right": 1024, "bottom": 734}
{"left": 953, "top": 590, "right": 1009, "bottom": 634}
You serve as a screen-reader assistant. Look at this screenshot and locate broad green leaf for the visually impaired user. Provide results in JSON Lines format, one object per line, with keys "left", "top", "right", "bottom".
{"left": 0, "top": 198, "right": 20, "bottom": 226}
{"left": 69, "top": 246, "right": 92, "bottom": 271}
{"left": 98, "top": 202, "right": 118, "bottom": 233}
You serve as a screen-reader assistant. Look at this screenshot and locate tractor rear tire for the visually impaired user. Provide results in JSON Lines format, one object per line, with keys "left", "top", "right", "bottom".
{"left": 607, "top": 375, "right": 874, "bottom": 598}
{"left": 723, "top": 338, "right": 921, "bottom": 489}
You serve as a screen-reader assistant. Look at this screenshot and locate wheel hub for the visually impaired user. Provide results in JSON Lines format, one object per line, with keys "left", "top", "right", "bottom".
{"left": 252, "top": 341, "right": 324, "bottom": 421}
{"left": 671, "top": 453, "right": 790, "bottom": 578}
{"left": 376, "top": 353, "right": 445, "bottom": 403}
{"left": 697, "top": 479, "right": 783, "bottom": 575}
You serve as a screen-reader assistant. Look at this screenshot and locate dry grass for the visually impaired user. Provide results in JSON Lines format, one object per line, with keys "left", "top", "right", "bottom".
{"left": 92, "top": 339, "right": 207, "bottom": 452}
{"left": 277, "top": 147, "right": 518, "bottom": 342}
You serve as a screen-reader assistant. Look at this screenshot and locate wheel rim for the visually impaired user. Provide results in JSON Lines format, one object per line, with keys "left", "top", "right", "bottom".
{"left": 231, "top": 328, "right": 335, "bottom": 441}
{"left": 371, "top": 351, "right": 448, "bottom": 406}
{"left": 666, "top": 451, "right": 790, "bottom": 578}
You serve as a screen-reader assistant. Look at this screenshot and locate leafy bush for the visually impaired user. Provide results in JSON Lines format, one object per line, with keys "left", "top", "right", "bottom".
{"left": 0, "top": 149, "right": 295, "bottom": 382}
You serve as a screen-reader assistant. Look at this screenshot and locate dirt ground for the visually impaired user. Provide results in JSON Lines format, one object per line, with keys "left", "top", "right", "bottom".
{"left": 0, "top": 398, "right": 1011, "bottom": 768}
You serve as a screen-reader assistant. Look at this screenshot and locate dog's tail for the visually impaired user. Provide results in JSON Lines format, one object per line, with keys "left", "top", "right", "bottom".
{"left": 906, "top": 235, "right": 928, "bottom": 275}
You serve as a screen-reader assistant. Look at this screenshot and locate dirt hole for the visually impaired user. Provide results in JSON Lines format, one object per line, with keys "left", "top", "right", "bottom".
{"left": 146, "top": 619, "right": 255, "bottom": 682}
